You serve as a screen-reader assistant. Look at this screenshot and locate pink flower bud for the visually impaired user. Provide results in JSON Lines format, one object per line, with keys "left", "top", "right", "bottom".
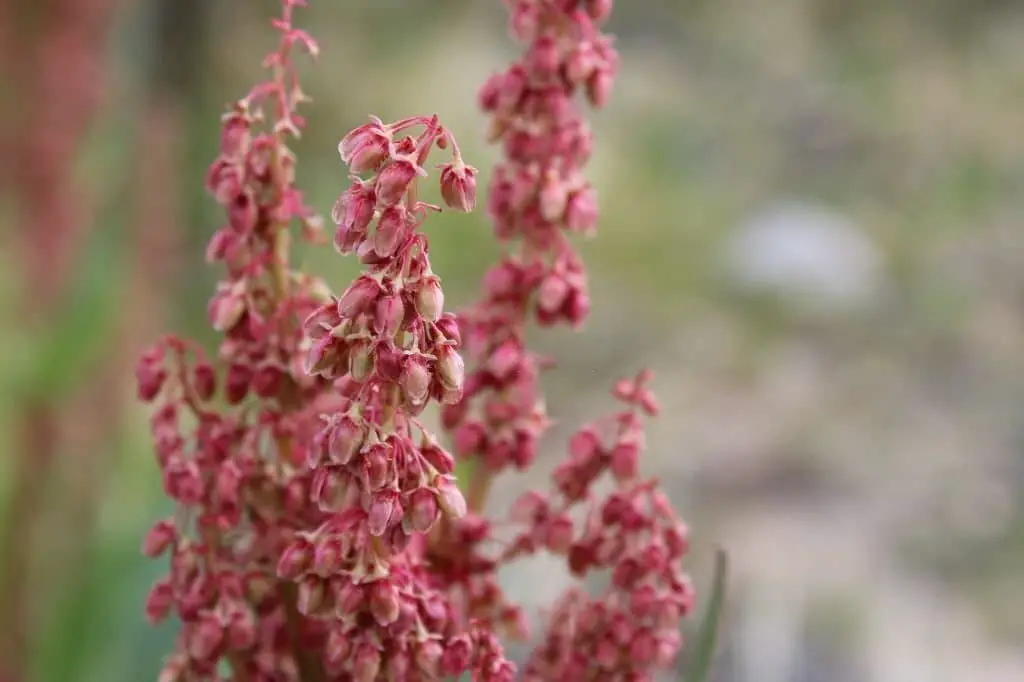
{"left": 435, "top": 312, "right": 461, "bottom": 346}
{"left": 538, "top": 174, "right": 569, "bottom": 221}
{"left": 142, "top": 519, "right": 177, "bottom": 557}
{"left": 225, "top": 608, "right": 256, "bottom": 651}
{"left": 509, "top": 490, "right": 549, "bottom": 524}
{"left": 304, "top": 336, "right": 339, "bottom": 376}
{"left": 405, "top": 487, "right": 439, "bottom": 533}
{"left": 144, "top": 579, "right": 174, "bottom": 624}
{"left": 537, "top": 273, "right": 570, "bottom": 315}
{"left": 348, "top": 340, "right": 375, "bottom": 383}
{"left": 338, "top": 119, "right": 391, "bottom": 173}
{"left": 420, "top": 439, "right": 455, "bottom": 475}
{"left": 251, "top": 364, "right": 281, "bottom": 398}
{"left": 369, "top": 579, "right": 400, "bottom": 626}
{"left": 337, "top": 274, "right": 382, "bottom": 319}
{"left": 325, "top": 628, "right": 352, "bottom": 669}
{"left": 312, "top": 535, "right": 345, "bottom": 577}
{"left": 332, "top": 184, "right": 376, "bottom": 245}
{"left": 569, "top": 426, "right": 602, "bottom": 459}
{"left": 586, "top": 67, "right": 615, "bottom": 108}
{"left": 441, "top": 634, "right": 473, "bottom": 675}
{"left": 586, "top": 0, "right": 613, "bottom": 23}
{"left": 353, "top": 642, "right": 382, "bottom": 682}
{"left": 544, "top": 514, "right": 575, "bottom": 554}
{"left": 610, "top": 441, "right": 639, "bottom": 481}
{"left": 362, "top": 442, "right": 392, "bottom": 491}
{"left": 276, "top": 536, "right": 314, "bottom": 580}
{"left": 228, "top": 192, "right": 258, "bottom": 233}
{"left": 219, "top": 111, "right": 250, "bottom": 154}
{"left": 373, "top": 292, "right": 405, "bottom": 337}
{"left": 439, "top": 161, "right": 478, "bottom": 212}
{"left": 208, "top": 287, "right": 246, "bottom": 332}
{"left": 224, "top": 363, "right": 252, "bottom": 404}
{"left": 433, "top": 476, "right": 467, "bottom": 519}
{"left": 312, "top": 466, "right": 356, "bottom": 513}
{"left": 400, "top": 355, "right": 431, "bottom": 407}
{"left": 192, "top": 363, "right": 216, "bottom": 401}
{"left": 187, "top": 615, "right": 224, "bottom": 662}
{"left": 375, "top": 157, "right": 424, "bottom": 206}
{"left": 435, "top": 345, "right": 465, "bottom": 393}
{"left": 296, "top": 576, "right": 326, "bottom": 615}
{"left": 373, "top": 205, "right": 408, "bottom": 258}
{"left": 367, "top": 492, "right": 399, "bottom": 537}
{"left": 415, "top": 276, "right": 445, "bottom": 322}
{"left": 453, "top": 420, "right": 487, "bottom": 457}
{"left": 526, "top": 35, "right": 560, "bottom": 80}
{"left": 328, "top": 414, "right": 363, "bottom": 465}
{"left": 416, "top": 641, "right": 443, "bottom": 676}
{"left": 135, "top": 359, "right": 166, "bottom": 403}
{"left": 565, "top": 186, "right": 599, "bottom": 234}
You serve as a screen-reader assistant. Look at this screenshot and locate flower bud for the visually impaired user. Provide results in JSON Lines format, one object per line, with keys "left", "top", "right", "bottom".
{"left": 405, "top": 487, "right": 439, "bottom": 533}
{"left": 135, "top": 359, "right": 166, "bottom": 403}
{"left": 586, "top": 67, "right": 615, "bottom": 109}
{"left": 374, "top": 292, "right": 405, "bottom": 337}
{"left": 192, "top": 363, "right": 216, "bottom": 401}
{"left": 369, "top": 579, "right": 400, "bottom": 626}
{"left": 328, "top": 414, "right": 363, "bottom": 465}
{"left": 537, "top": 273, "right": 570, "bottom": 315}
{"left": 415, "top": 276, "right": 445, "bottom": 322}
{"left": 228, "top": 192, "right": 258, "bottom": 233}
{"left": 565, "top": 186, "right": 599, "bottom": 234}
{"left": 142, "top": 519, "right": 177, "bottom": 557}
{"left": 348, "top": 340, "right": 375, "bottom": 383}
{"left": 610, "top": 441, "right": 639, "bottom": 481}
{"left": 415, "top": 641, "right": 443, "bottom": 676}
{"left": 439, "top": 161, "right": 478, "bottom": 212}
{"left": 367, "top": 493, "right": 398, "bottom": 537}
{"left": 325, "top": 628, "right": 352, "bottom": 668}
{"left": 144, "top": 578, "right": 175, "bottom": 624}
{"left": 375, "top": 157, "right": 424, "bottom": 206}
{"left": 276, "top": 536, "right": 314, "bottom": 580}
{"left": 339, "top": 120, "right": 391, "bottom": 174}
{"left": 527, "top": 34, "right": 560, "bottom": 80}
{"left": 433, "top": 476, "right": 467, "bottom": 519}
{"left": 208, "top": 287, "right": 246, "bottom": 332}
{"left": 312, "top": 535, "right": 345, "bottom": 577}
{"left": 435, "top": 312, "right": 462, "bottom": 346}
{"left": 225, "top": 607, "right": 256, "bottom": 650}
{"left": 337, "top": 274, "right": 382, "bottom": 318}
{"left": 304, "top": 336, "right": 339, "bottom": 376}
{"left": 453, "top": 421, "right": 487, "bottom": 458}
{"left": 353, "top": 642, "right": 382, "bottom": 682}
{"left": 224, "top": 363, "right": 251, "bottom": 404}
{"left": 251, "top": 364, "right": 281, "bottom": 398}
{"left": 373, "top": 205, "right": 408, "bottom": 258}
{"left": 296, "top": 576, "right": 326, "bottom": 615}
{"left": 399, "top": 355, "right": 431, "bottom": 407}
{"left": 544, "top": 514, "right": 575, "bottom": 554}
{"left": 186, "top": 615, "right": 224, "bottom": 662}
{"left": 434, "top": 345, "right": 464, "bottom": 393}
{"left": 420, "top": 438, "right": 455, "bottom": 475}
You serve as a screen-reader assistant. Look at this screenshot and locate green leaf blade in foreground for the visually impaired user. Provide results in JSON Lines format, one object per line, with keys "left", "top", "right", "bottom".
{"left": 684, "top": 547, "right": 729, "bottom": 682}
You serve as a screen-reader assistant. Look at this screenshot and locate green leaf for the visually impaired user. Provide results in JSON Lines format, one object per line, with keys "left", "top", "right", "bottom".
{"left": 684, "top": 547, "right": 729, "bottom": 682}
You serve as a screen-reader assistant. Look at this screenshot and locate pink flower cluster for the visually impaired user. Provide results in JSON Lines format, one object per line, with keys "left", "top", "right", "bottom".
{"left": 442, "top": 0, "right": 620, "bottom": 486}
{"left": 138, "top": 2, "right": 696, "bottom": 682}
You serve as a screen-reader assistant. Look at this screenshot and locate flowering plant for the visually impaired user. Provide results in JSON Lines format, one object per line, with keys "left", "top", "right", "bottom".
{"left": 138, "top": 2, "right": 713, "bottom": 681}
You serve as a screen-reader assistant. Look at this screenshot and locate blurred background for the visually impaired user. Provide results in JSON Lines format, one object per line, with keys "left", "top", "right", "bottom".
{"left": 2, "top": 1, "right": 1024, "bottom": 681}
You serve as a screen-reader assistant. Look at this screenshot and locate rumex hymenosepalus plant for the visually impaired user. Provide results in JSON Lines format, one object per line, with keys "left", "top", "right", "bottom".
{"left": 138, "top": 1, "right": 705, "bottom": 681}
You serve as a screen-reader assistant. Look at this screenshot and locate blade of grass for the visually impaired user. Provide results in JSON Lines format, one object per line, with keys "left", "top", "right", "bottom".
{"left": 684, "top": 547, "right": 729, "bottom": 682}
